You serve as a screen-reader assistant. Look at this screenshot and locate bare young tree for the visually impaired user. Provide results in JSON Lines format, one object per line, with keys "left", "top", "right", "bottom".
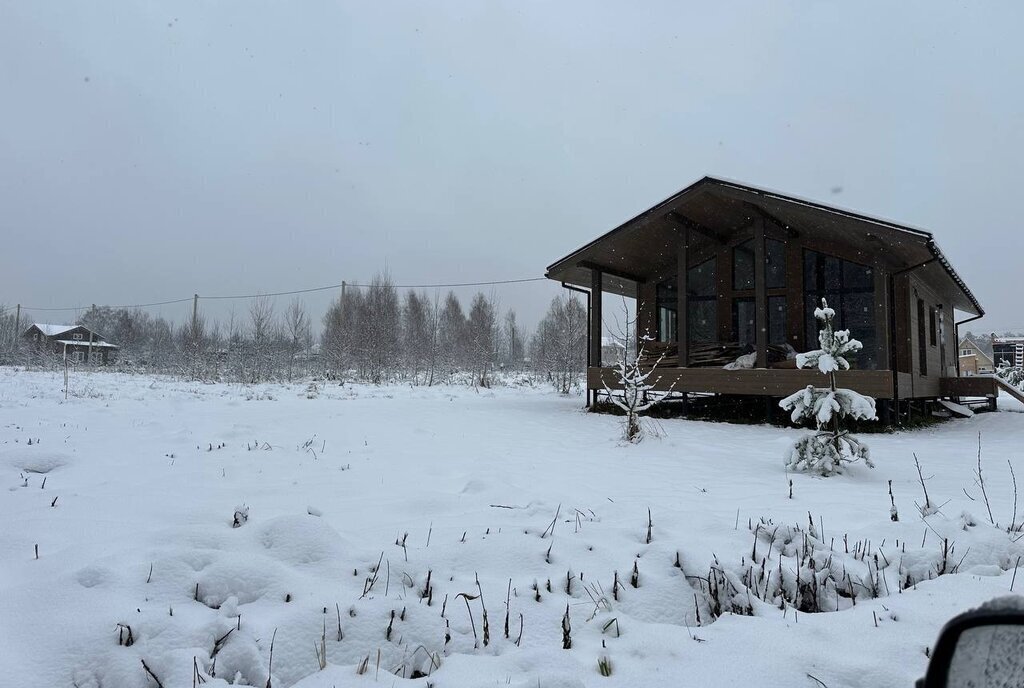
{"left": 180, "top": 311, "right": 208, "bottom": 381}
{"left": 283, "top": 297, "right": 312, "bottom": 382}
{"left": 248, "top": 295, "right": 276, "bottom": 383}
{"left": 501, "top": 309, "right": 524, "bottom": 371}
{"left": 466, "top": 292, "right": 498, "bottom": 387}
{"left": 362, "top": 273, "right": 400, "bottom": 384}
{"left": 530, "top": 294, "right": 587, "bottom": 394}
{"left": 425, "top": 291, "right": 442, "bottom": 386}
{"left": 438, "top": 291, "right": 466, "bottom": 383}
{"left": 402, "top": 290, "right": 430, "bottom": 383}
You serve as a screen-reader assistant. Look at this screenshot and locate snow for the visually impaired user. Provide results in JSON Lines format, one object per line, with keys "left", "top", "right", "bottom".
{"left": 2, "top": 368, "right": 1024, "bottom": 687}
{"left": 54, "top": 339, "right": 119, "bottom": 348}
{"left": 30, "top": 323, "right": 80, "bottom": 337}
{"left": 723, "top": 352, "right": 756, "bottom": 370}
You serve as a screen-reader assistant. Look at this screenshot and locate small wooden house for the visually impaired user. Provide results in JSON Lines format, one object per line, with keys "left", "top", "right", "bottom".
{"left": 546, "top": 177, "right": 991, "bottom": 420}
{"left": 22, "top": 323, "right": 119, "bottom": 364}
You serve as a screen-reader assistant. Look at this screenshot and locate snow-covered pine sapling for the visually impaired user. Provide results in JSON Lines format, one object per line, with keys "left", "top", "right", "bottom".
{"left": 603, "top": 334, "right": 675, "bottom": 443}
{"left": 779, "top": 298, "right": 877, "bottom": 475}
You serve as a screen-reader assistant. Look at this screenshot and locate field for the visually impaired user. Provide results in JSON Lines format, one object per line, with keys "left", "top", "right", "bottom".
{"left": 2, "top": 368, "right": 1024, "bottom": 688}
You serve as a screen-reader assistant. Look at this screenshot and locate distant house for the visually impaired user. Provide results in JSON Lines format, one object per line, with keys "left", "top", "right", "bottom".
{"left": 993, "top": 336, "right": 1024, "bottom": 369}
{"left": 22, "top": 323, "right": 119, "bottom": 364}
{"left": 600, "top": 337, "right": 626, "bottom": 366}
{"left": 958, "top": 335, "right": 994, "bottom": 376}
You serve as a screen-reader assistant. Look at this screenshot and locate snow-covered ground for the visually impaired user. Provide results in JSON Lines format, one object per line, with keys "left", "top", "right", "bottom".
{"left": 2, "top": 368, "right": 1024, "bottom": 688}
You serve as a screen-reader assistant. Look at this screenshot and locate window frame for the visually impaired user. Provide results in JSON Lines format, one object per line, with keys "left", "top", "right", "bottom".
{"left": 802, "top": 249, "right": 877, "bottom": 369}
{"left": 917, "top": 298, "right": 928, "bottom": 376}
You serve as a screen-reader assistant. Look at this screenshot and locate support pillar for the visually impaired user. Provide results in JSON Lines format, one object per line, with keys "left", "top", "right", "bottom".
{"left": 589, "top": 267, "right": 603, "bottom": 374}
{"left": 753, "top": 217, "right": 768, "bottom": 368}
{"left": 676, "top": 227, "right": 689, "bottom": 366}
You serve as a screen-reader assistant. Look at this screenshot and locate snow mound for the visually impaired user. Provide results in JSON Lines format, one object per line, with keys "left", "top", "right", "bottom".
{"left": 75, "top": 565, "right": 115, "bottom": 589}
{"left": 4, "top": 448, "right": 72, "bottom": 474}
{"left": 196, "top": 556, "right": 290, "bottom": 607}
{"left": 257, "top": 515, "right": 349, "bottom": 566}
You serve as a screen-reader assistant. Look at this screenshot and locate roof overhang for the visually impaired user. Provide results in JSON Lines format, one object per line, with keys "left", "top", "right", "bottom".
{"left": 546, "top": 176, "right": 983, "bottom": 317}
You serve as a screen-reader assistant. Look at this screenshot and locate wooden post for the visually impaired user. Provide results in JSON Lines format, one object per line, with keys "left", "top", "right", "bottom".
{"left": 89, "top": 304, "right": 95, "bottom": 364}
{"left": 874, "top": 266, "right": 889, "bottom": 370}
{"left": 589, "top": 269, "right": 603, "bottom": 371}
{"left": 12, "top": 303, "right": 20, "bottom": 351}
{"left": 753, "top": 217, "right": 768, "bottom": 368}
{"left": 192, "top": 294, "right": 199, "bottom": 333}
{"left": 676, "top": 227, "right": 689, "bottom": 366}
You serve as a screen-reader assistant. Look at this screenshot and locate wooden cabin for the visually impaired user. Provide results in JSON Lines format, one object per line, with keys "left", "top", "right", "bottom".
{"left": 22, "top": 323, "right": 119, "bottom": 364}
{"left": 546, "top": 177, "right": 992, "bottom": 419}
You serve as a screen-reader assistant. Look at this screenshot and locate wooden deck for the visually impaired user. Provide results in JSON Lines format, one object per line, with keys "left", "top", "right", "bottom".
{"left": 939, "top": 376, "right": 998, "bottom": 399}
{"left": 589, "top": 366, "right": 897, "bottom": 399}
{"left": 940, "top": 375, "right": 1024, "bottom": 405}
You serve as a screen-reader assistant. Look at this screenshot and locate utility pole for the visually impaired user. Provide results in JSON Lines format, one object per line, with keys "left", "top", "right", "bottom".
{"left": 89, "top": 304, "right": 95, "bottom": 364}
{"left": 192, "top": 294, "right": 199, "bottom": 334}
{"left": 12, "top": 303, "right": 20, "bottom": 352}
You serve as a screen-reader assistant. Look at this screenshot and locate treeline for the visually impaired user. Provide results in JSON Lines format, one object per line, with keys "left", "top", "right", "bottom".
{"left": 0, "top": 277, "right": 589, "bottom": 391}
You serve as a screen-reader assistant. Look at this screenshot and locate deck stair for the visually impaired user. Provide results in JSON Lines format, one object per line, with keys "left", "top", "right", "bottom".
{"left": 993, "top": 376, "right": 1024, "bottom": 405}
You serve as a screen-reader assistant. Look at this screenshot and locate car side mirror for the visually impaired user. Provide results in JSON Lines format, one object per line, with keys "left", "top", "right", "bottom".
{"left": 919, "top": 608, "right": 1024, "bottom": 687}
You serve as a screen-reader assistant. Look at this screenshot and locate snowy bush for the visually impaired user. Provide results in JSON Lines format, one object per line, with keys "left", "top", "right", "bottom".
{"left": 997, "top": 360, "right": 1024, "bottom": 389}
{"left": 779, "top": 298, "right": 877, "bottom": 475}
{"left": 604, "top": 335, "right": 673, "bottom": 443}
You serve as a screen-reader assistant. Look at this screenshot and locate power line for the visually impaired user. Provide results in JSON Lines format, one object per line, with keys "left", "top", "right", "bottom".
{"left": 18, "top": 298, "right": 193, "bottom": 315}
{"left": 203, "top": 277, "right": 545, "bottom": 300}
{"left": 13, "top": 276, "right": 548, "bottom": 312}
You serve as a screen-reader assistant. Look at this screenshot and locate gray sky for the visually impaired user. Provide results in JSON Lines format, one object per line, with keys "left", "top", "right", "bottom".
{"left": 1, "top": 1, "right": 1022, "bottom": 335}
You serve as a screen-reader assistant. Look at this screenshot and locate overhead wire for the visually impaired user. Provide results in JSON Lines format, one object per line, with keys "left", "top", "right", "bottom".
{"left": 11, "top": 276, "right": 548, "bottom": 312}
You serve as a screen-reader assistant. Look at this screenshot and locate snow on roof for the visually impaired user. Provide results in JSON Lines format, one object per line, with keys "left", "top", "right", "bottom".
{"left": 55, "top": 339, "right": 119, "bottom": 348}
{"left": 32, "top": 323, "right": 79, "bottom": 336}
{"left": 601, "top": 336, "right": 625, "bottom": 348}
{"left": 994, "top": 337, "right": 1024, "bottom": 344}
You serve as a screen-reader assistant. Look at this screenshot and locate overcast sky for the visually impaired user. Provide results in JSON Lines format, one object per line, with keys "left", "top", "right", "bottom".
{"left": 1, "top": 1, "right": 1022, "bottom": 335}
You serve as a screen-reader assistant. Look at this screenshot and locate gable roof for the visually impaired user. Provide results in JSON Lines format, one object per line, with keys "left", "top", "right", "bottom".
{"left": 546, "top": 176, "right": 983, "bottom": 316}
{"left": 27, "top": 323, "right": 109, "bottom": 342}
{"left": 959, "top": 334, "right": 992, "bottom": 354}
{"left": 958, "top": 336, "right": 993, "bottom": 364}
{"left": 30, "top": 323, "right": 80, "bottom": 337}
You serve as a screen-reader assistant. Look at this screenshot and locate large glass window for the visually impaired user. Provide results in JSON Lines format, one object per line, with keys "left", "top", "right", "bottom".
{"left": 732, "top": 298, "right": 756, "bottom": 347}
{"left": 731, "top": 296, "right": 787, "bottom": 349}
{"left": 804, "top": 250, "right": 876, "bottom": 368}
{"left": 769, "top": 295, "right": 787, "bottom": 346}
{"left": 917, "top": 298, "right": 928, "bottom": 375}
{"left": 733, "top": 240, "right": 755, "bottom": 290}
{"left": 734, "top": 238, "right": 785, "bottom": 291}
{"left": 766, "top": 239, "right": 786, "bottom": 289}
{"left": 688, "top": 258, "right": 717, "bottom": 344}
{"left": 656, "top": 278, "right": 677, "bottom": 342}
